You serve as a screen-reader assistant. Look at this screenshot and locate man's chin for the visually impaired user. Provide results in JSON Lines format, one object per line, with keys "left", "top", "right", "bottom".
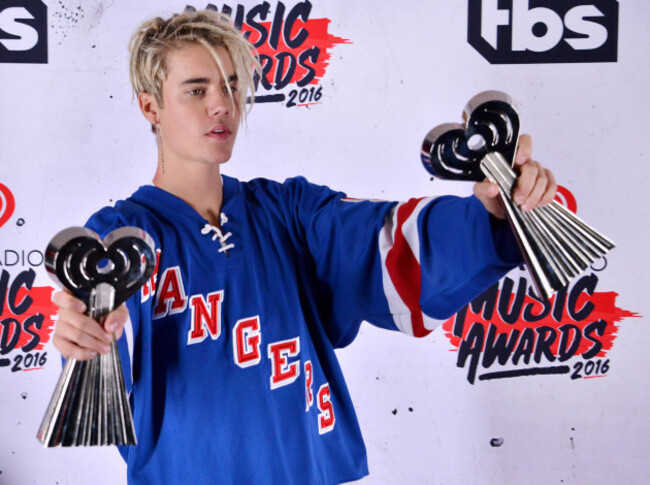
{"left": 200, "top": 153, "right": 232, "bottom": 165}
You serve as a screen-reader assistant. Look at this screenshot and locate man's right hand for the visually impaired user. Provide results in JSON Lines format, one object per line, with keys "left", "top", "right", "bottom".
{"left": 52, "top": 291, "right": 129, "bottom": 361}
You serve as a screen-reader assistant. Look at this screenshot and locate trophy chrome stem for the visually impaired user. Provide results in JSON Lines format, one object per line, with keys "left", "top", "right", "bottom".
{"left": 38, "top": 283, "right": 137, "bottom": 447}
{"left": 421, "top": 91, "right": 615, "bottom": 301}
{"left": 480, "top": 152, "right": 614, "bottom": 300}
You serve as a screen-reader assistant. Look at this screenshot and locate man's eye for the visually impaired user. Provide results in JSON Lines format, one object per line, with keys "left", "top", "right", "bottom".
{"left": 188, "top": 88, "right": 205, "bottom": 96}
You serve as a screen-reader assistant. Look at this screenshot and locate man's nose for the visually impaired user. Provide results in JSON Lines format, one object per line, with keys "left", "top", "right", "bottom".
{"left": 208, "top": 88, "right": 231, "bottom": 117}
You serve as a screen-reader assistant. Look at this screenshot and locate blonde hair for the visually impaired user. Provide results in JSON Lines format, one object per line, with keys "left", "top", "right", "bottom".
{"left": 129, "top": 9, "right": 260, "bottom": 126}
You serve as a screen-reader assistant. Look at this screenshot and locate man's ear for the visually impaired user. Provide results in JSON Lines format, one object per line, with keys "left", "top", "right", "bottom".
{"left": 138, "top": 92, "right": 161, "bottom": 126}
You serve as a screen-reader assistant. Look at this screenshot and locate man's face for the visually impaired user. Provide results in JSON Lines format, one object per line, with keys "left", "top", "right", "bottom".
{"left": 156, "top": 43, "right": 240, "bottom": 167}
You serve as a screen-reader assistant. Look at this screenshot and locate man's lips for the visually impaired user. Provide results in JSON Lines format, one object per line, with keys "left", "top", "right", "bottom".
{"left": 206, "top": 126, "right": 232, "bottom": 138}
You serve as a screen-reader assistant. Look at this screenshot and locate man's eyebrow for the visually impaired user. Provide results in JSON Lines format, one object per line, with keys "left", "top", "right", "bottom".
{"left": 181, "top": 77, "right": 210, "bottom": 85}
{"left": 181, "top": 75, "right": 238, "bottom": 85}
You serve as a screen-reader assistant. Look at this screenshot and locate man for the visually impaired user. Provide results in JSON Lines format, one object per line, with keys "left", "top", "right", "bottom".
{"left": 51, "top": 9, "right": 556, "bottom": 485}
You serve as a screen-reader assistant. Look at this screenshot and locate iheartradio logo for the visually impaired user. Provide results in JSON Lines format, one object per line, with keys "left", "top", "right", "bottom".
{"left": 553, "top": 185, "right": 578, "bottom": 214}
{"left": 0, "top": 183, "right": 16, "bottom": 229}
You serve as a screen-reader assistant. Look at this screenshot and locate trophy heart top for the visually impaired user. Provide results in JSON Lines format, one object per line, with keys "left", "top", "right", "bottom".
{"left": 421, "top": 90, "right": 521, "bottom": 181}
{"left": 45, "top": 227, "right": 156, "bottom": 307}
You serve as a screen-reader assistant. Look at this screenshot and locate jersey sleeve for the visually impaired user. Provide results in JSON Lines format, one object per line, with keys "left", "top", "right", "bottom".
{"left": 281, "top": 177, "right": 522, "bottom": 346}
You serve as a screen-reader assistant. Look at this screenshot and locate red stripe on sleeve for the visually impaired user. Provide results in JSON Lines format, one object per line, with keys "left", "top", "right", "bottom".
{"left": 385, "top": 198, "right": 431, "bottom": 337}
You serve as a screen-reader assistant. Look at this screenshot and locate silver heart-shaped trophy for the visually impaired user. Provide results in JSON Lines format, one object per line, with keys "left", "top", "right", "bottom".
{"left": 421, "top": 91, "right": 615, "bottom": 300}
{"left": 37, "top": 227, "right": 156, "bottom": 447}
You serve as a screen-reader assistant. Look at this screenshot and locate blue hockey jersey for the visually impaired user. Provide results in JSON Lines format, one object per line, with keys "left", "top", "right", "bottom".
{"left": 85, "top": 175, "right": 522, "bottom": 485}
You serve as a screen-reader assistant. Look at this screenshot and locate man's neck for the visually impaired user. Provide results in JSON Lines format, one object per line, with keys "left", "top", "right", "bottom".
{"left": 152, "top": 156, "right": 224, "bottom": 227}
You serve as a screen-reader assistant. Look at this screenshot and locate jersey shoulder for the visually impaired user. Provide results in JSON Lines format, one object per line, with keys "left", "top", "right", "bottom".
{"left": 84, "top": 186, "right": 164, "bottom": 242}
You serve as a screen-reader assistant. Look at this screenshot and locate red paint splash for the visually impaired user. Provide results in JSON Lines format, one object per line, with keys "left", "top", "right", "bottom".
{"left": 442, "top": 290, "right": 639, "bottom": 358}
{"left": 242, "top": 18, "right": 351, "bottom": 86}
{"left": 2, "top": 285, "right": 57, "bottom": 352}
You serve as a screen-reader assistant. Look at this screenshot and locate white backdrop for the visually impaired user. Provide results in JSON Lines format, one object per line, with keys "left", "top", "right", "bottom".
{"left": 1, "top": 1, "right": 648, "bottom": 484}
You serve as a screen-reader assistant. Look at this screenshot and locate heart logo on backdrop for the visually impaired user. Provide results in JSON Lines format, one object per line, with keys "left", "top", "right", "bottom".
{"left": 0, "top": 183, "right": 16, "bottom": 229}
{"left": 554, "top": 185, "right": 578, "bottom": 214}
{"left": 420, "top": 91, "right": 520, "bottom": 181}
{"left": 45, "top": 226, "right": 156, "bottom": 307}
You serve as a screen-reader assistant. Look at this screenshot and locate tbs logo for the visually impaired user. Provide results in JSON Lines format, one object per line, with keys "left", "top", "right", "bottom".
{"left": 468, "top": 0, "right": 618, "bottom": 64}
{"left": 0, "top": 0, "right": 47, "bottom": 63}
